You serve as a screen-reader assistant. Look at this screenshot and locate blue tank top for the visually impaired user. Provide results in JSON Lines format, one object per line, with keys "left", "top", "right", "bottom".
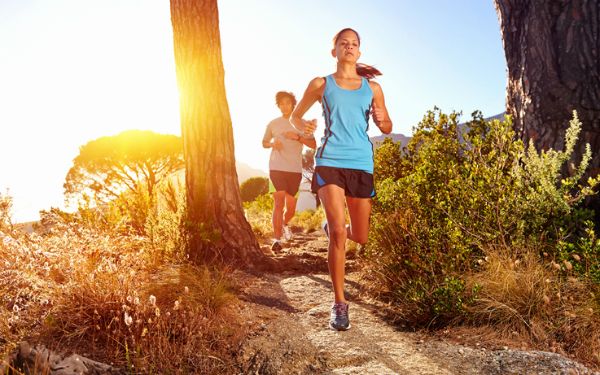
{"left": 316, "top": 74, "right": 374, "bottom": 173}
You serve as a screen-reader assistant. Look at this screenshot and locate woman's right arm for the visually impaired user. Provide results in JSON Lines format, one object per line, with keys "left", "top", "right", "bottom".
{"left": 262, "top": 123, "right": 272, "bottom": 148}
{"left": 291, "top": 77, "right": 325, "bottom": 133}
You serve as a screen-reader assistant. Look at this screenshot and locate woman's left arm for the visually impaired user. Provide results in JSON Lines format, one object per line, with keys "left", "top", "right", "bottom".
{"left": 283, "top": 131, "right": 317, "bottom": 149}
{"left": 369, "top": 81, "right": 393, "bottom": 134}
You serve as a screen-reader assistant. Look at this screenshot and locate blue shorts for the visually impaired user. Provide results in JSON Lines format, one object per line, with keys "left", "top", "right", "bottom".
{"left": 311, "top": 166, "right": 375, "bottom": 198}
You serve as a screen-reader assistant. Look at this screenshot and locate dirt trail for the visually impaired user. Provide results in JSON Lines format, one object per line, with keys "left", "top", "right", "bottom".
{"left": 236, "top": 232, "right": 598, "bottom": 375}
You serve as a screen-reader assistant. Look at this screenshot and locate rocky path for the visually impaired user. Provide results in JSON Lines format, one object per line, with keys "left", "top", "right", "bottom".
{"left": 236, "top": 232, "right": 598, "bottom": 375}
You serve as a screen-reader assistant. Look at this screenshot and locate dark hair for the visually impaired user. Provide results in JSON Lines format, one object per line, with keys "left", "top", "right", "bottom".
{"left": 333, "top": 28, "right": 382, "bottom": 80}
{"left": 275, "top": 91, "right": 297, "bottom": 107}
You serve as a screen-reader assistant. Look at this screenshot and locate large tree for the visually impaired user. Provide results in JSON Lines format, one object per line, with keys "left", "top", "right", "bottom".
{"left": 64, "top": 130, "right": 184, "bottom": 204}
{"left": 494, "top": 1, "right": 600, "bottom": 183}
{"left": 170, "top": 0, "right": 262, "bottom": 264}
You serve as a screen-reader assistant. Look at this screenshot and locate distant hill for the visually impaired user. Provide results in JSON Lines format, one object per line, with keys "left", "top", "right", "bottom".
{"left": 236, "top": 161, "right": 267, "bottom": 183}
{"left": 370, "top": 133, "right": 412, "bottom": 148}
{"left": 370, "top": 112, "right": 506, "bottom": 148}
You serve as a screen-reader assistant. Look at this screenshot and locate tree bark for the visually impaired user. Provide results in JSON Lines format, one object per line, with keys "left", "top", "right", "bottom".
{"left": 494, "top": 0, "right": 600, "bottom": 181}
{"left": 170, "top": 0, "right": 263, "bottom": 265}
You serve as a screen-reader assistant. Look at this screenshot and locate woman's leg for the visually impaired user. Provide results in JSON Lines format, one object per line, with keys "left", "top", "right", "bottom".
{"left": 346, "top": 196, "right": 372, "bottom": 245}
{"left": 283, "top": 193, "right": 297, "bottom": 225}
{"left": 272, "top": 190, "right": 286, "bottom": 239}
{"left": 318, "top": 184, "right": 348, "bottom": 303}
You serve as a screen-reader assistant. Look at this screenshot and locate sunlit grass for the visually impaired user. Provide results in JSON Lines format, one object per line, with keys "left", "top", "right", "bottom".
{"left": 0, "top": 209, "right": 243, "bottom": 373}
{"left": 466, "top": 248, "right": 600, "bottom": 365}
{"left": 243, "top": 192, "right": 326, "bottom": 241}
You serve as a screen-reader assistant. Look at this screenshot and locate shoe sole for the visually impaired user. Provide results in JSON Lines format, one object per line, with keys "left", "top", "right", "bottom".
{"left": 328, "top": 322, "right": 351, "bottom": 331}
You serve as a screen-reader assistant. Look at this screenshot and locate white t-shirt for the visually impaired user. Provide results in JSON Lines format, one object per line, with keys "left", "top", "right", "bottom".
{"left": 262, "top": 117, "right": 304, "bottom": 173}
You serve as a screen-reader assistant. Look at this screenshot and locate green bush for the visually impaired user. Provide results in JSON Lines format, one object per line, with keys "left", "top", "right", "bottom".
{"left": 240, "top": 177, "right": 269, "bottom": 203}
{"left": 243, "top": 193, "right": 274, "bottom": 239}
{"left": 367, "top": 109, "right": 599, "bottom": 325}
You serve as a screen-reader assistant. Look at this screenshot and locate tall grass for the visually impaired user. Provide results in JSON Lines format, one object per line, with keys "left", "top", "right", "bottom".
{"left": 0, "top": 181, "right": 244, "bottom": 373}
{"left": 243, "top": 192, "right": 326, "bottom": 241}
{"left": 466, "top": 249, "right": 600, "bottom": 365}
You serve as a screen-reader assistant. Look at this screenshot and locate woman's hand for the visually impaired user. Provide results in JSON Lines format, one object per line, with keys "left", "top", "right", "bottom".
{"left": 303, "top": 119, "right": 318, "bottom": 135}
{"left": 371, "top": 103, "right": 385, "bottom": 124}
{"left": 369, "top": 81, "right": 392, "bottom": 134}
{"left": 272, "top": 138, "right": 283, "bottom": 151}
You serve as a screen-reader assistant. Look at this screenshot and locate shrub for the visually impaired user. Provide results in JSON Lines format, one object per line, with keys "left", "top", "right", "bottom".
{"left": 1, "top": 207, "right": 243, "bottom": 373}
{"left": 240, "top": 177, "right": 269, "bottom": 203}
{"left": 243, "top": 193, "right": 274, "bottom": 239}
{"left": 366, "top": 109, "right": 599, "bottom": 325}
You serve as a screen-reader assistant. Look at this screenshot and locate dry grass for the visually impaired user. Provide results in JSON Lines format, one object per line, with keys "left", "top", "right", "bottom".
{"left": 244, "top": 193, "right": 326, "bottom": 240}
{"left": 289, "top": 208, "right": 326, "bottom": 233}
{"left": 243, "top": 194, "right": 274, "bottom": 240}
{"left": 465, "top": 248, "right": 600, "bottom": 367}
{"left": 0, "top": 216, "right": 244, "bottom": 373}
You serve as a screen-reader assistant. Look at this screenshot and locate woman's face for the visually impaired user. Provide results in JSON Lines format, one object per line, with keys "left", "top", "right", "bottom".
{"left": 333, "top": 30, "right": 361, "bottom": 63}
{"left": 277, "top": 97, "right": 294, "bottom": 117}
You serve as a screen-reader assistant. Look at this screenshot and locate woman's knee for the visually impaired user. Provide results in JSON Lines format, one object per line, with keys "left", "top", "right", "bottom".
{"left": 329, "top": 225, "right": 347, "bottom": 240}
{"left": 354, "top": 234, "right": 368, "bottom": 246}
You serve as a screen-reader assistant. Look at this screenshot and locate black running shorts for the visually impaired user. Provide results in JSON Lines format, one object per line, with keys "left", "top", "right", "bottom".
{"left": 269, "top": 170, "right": 302, "bottom": 196}
{"left": 311, "top": 166, "right": 375, "bottom": 198}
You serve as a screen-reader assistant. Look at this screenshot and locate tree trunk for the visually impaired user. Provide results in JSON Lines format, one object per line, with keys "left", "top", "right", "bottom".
{"left": 170, "top": 0, "right": 263, "bottom": 265}
{"left": 494, "top": 0, "right": 600, "bottom": 183}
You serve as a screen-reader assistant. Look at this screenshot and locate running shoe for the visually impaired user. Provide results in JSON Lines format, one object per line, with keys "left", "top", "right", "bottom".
{"left": 283, "top": 225, "right": 293, "bottom": 241}
{"left": 271, "top": 239, "right": 283, "bottom": 253}
{"left": 329, "top": 302, "right": 350, "bottom": 331}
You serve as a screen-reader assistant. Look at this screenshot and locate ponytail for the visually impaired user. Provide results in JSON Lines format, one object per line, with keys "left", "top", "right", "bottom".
{"left": 333, "top": 28, "right": 382, "bottom": 80}
{"left": 356, "top": 63, "right": 382, "bottom": 80}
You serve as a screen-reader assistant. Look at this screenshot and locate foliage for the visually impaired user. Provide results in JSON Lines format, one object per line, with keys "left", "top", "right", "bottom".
{"left": 302, "top": 148, "right": 315, "bottom": 184}
{"left": 240, "top": 177, "right": 269, "bottom": 203}
{"left": 0, "top": 190, "right": 12, "bottom": 231}
{"left": 145, "top": 178, "right": 188, "bottom": 263}
{"left": 289, "top": 208, "right": 326, "bottom": 233}
{"left": 243, "top": 189, "right": 325, "bottom": 239}
{"left": 373, "top": 137, "right": 406, "bottom": 183}
{"left": 1, "top": 207, "right": 243, "bottom": 373}
{"left": 64, "top": 130, "right": 184, "bottom": 206}
{"left": 367, "top": 109, "right": 599, "bottom": 325}
{"left": 465, "top": 249, "right": 600, "bottom": 367}
{"left": 243, "top": 193, "right": 274, "bottom": 239}
{"left": 44, "top": 183, "right": 156, "bottom": 236}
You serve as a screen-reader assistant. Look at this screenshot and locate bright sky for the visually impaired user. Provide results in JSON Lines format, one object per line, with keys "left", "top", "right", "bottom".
{"left": 0, "top": 0, "right": 506, "bottom": 223}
